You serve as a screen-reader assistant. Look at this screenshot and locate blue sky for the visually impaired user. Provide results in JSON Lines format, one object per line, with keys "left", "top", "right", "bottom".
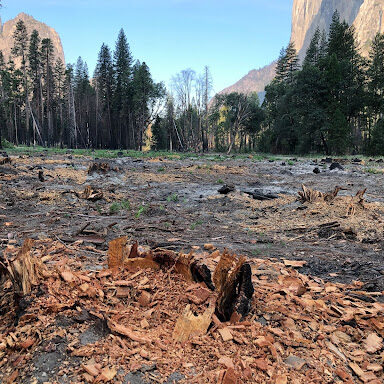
{"left": 1, "top": 0, "right": 292, "bottom": 92}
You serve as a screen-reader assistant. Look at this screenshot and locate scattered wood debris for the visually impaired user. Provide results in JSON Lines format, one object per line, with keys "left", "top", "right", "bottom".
{"left": 1, "top": 238, "right": 383, "bottom": 383}
{"left": 38, "top": 170, "right": 44, "bottom": 182}
{"left": 298, "top": 184, "right": 347, "bottom": 203}
{"left": 0, "top": 157, "right": 12, "bottom": 165}
{"left": 1, "top": 239, "right": 46, "bottom": 298}
{"left": 78, "top": 185, "right": 104, "bottom": 201}
{"left": 218, "top": 184, "right": 235, "bottom": 195}
{"left": 88, "top": 161, "right": 111, "bottom": 174}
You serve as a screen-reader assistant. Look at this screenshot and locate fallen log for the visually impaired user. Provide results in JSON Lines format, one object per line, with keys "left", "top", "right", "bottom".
{"left": 244, "top": 189, "right": 279, "bottom": 201}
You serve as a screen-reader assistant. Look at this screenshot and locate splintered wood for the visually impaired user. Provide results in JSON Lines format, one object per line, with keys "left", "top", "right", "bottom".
{"left": 78, "top": 185, "right": 104, "bottom": 201}
{"left": 173, "top": 304, "right": 215, "bottom": 343}
{"left": 0, "top": 238, "right": 383, "bottom": 383}
{"left": 214, "top": 252, "right": 254, "bottom": 322}
{"left": 1, "top": 239, "right": 46, "bottom": 296}
{"left": 298, "top": 184, "right": 345, "bottom": 203}
{"left": 107, "top": 236, "right": 129, "bottom": 269}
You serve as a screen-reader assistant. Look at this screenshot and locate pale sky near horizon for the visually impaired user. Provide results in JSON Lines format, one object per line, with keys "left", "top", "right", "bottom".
{"left": 1, "top": 0, "right": 292, "bottom": 93}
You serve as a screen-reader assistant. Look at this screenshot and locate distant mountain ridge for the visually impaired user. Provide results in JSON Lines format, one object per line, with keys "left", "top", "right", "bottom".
{"left": 0, "top": 12, "right": 65, "bottom": 64}
{"left": 219, "top": 0, "right": 384, "bottom": 97}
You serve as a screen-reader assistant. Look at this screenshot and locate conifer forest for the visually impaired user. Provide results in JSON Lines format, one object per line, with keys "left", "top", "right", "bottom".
{"left": 1, "top": 11, "right": 384, "bottom": 155}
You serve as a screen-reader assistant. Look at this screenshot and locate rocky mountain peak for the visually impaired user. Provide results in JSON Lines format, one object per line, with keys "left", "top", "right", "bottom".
{"left": 0, "top": 12, "right": 65, "bottom": 65}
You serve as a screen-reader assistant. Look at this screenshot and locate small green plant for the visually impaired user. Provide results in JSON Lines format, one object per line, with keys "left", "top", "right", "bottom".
{"left": 109, "top": 202, "right": 120, "bottom": 215}
{"left": 109, "top": 200, "right": 131, "bottom": 214}
{"left": 251, "top": 248, "right": 262, "bottom": 256}
{"left": 217, "top": 178, "right": 224, "bottom": 184}
{"left": 190, "top": 219, "right": 203, "bottom": 230}
{"left": 158, "top": 167, "right": 165, "bottom": 172}
{"left": 366, "top": 167, "right": 383, "bottom": 174}
{"left": 120, "top": 200, "right": 131, "bottom": 210}
{"left": 136, "top": 204, "right": 147, "bottom": 218}
{"left": 167, "top": 193, "right": 179, "bottom": 202}
{"left": 159, "top": 204, "right": 165, "bottom": 211}
{"left": 1, "top": 139, "right": 14, "bottom": 149}
{"left": 287, "top": 160, "right": 295, "bottom": 166}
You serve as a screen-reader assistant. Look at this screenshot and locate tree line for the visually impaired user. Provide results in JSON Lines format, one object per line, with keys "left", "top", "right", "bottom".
{"left": 153, "top": 11, "right": 384, "bottom": 155}
{"left": 0, "top": 19, "right": 165, "bottom": 150}
{"left": 259, "top": 11, "right": 384, "bottom": 155}
{"left": 2, "top": 11, "right": 384, "bottom": 155}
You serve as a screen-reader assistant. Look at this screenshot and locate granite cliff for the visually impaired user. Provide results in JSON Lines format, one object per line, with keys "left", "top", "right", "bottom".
{"left": 0, "top": 12, "right": 65, "bottom": 64}
{"left": 220, "top": 0, "right": 384, "bottom": 97}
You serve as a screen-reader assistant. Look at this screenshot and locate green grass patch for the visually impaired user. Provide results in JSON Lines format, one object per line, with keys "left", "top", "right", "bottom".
{"left": 109, "top": 200, "right": 131, "bottom": 215}
{"left": 1, "top": 139, "right": 14, "bottom": 149}
{"left": 167, "top": 193, "right": 179, "bottom": 203}
{"left": 190, "top": 219, "right": 203, "bottom": 230}
{"left": 135, "top": 204, "right": 148, "bottom": 218}
{"left": 365, "top": 167, "right": 384, "bottom": 174}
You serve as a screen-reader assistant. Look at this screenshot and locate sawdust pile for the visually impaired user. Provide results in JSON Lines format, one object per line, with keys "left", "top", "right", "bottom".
{"left": 244, "top": 185, "right": 384, "bottom": 244}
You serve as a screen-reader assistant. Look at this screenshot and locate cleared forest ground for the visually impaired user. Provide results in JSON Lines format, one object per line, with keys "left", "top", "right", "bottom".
{"left": 1, "top": 149, "right": 384, "bottom": 383}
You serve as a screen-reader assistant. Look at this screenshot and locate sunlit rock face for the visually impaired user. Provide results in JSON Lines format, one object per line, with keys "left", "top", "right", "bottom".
{"left": 220, "top": 0, "right": 384, "bottom": 96}
{"left": 354, "top": 0, "right": 384, "bottom": 56}
{"left": 290, "top": 0, "right": 323, "bottom": 54}
{"left": 0, "top": 12, "right": 65, "bottom": 65}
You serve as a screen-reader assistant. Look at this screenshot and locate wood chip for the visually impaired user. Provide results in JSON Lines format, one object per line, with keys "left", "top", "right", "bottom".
{"left": 364, "top": 333, "right": 383, "bottom": 354}
{"left": 218, "top": 327, "right": 233, "bottom": 342}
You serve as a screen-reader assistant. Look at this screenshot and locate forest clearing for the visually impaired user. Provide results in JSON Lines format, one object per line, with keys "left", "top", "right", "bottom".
{"left": 0, "top": 150, "right": 384, "bottom": 383}
{"left": 3, "top": 0, "right": 384, "bottom": 383}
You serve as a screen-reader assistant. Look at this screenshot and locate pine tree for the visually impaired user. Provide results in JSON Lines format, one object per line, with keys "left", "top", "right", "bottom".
{"left": 368, "top": 33, "right": 384, "bottom": 115}
{"left": 11, "top": 19, "right": 29, "bottom": 144}
{"left": 65, "top": 63, "right": 78, "bottom": 148}
{"left": 28, "top": 29, "right": 42, "bottom": 132}
{"left": 151, "top": 115, "right": 167, "bottom": 150}
{"left": 95, "top": 44, "right": 114, "bottom": 147}
{"left": 113, "top": 28, "right": 133, "bottom": 149}
{"left": 275, "top": 42, "right": 299, "bottom": 84}
{"left": 73, "top": 57, "right": 94, "bottom": 147}
{"left": 366, "top": 33, "right": 384, "bottom": 154}
{"left": 304, "top": 28, "right": 321, "bottom": 67}
{"left": 53, "top": 58, "right": 66, "bottom": 144}
{"left": 275, "top": 47, "right": 287, "bottom": 83}
{"left": 132, "top": 61, "right": 153, "bottom": 150}
{"left": 319, "top": 30, "right": 328, "bottom": 59}
{"left": 41, "top": 38, "right": 55, "bottom": 144}
{"left": 324, "top": 10, "right": 366, "bottom": 153}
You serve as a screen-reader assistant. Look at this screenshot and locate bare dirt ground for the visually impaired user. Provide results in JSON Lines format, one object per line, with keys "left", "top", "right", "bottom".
{"left": 1, "top": 152, "right": 384, "bottom": 292}
{"left": 1, "top": 151, "right": 384, "bottom": 384}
